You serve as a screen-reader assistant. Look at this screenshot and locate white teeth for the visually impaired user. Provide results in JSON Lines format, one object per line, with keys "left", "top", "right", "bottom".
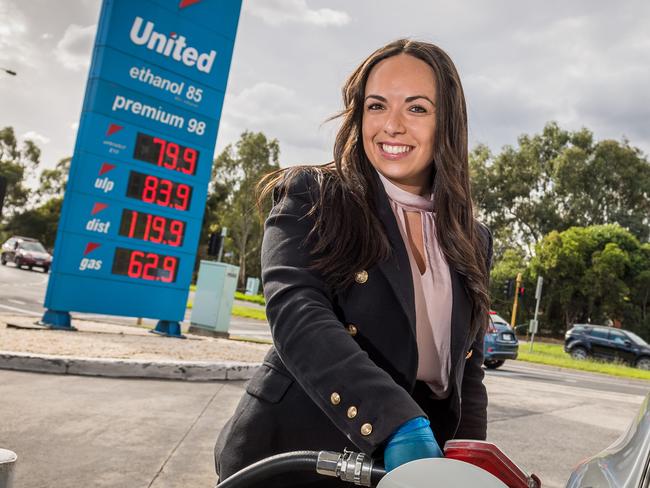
{"left": 381, "top": 144, "right": 411, "bottom": 154}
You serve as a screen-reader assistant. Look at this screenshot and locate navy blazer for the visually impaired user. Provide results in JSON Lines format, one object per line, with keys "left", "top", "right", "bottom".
{"left": 215, "top": 170, "right": 492, "bottom": 483}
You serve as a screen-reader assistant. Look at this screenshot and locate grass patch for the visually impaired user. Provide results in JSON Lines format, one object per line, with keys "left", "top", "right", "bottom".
{"left": 519, "top": 342, "right": 650, "bottom": 380}
{"left": 188, "top": 286, "right": 266, "bottom": 306}
{"left": 234, "top": 291, "right": 266, "bottom": 305}
{"left": 185, "top": 301, "right": 267, "bottom": 321}
{"left": 231, "top": 305, "right": 267, "bottom": 321}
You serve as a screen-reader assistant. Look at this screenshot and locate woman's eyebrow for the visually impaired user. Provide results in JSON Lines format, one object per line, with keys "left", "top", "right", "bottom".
{"left": 405, "top": 95, "right": 435, "bottom": 105}
{"left": 365, "top": 94, "right": 435, "bottom": 105}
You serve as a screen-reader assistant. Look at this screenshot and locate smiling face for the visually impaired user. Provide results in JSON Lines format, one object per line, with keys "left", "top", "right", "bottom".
{"left": 362, "top": 54, "right": 438, "bottom": 195}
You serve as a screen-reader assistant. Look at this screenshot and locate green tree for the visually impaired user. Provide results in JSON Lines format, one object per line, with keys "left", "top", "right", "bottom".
{"left": 194, "top": 180, "right": 229, "bottom": 272}
{"left": 470, "top": 122, "right": 650, "bottom": 253}
{"left": 0, "top": 126, "right": 41, "bottom": 220}
{"left": 209, "top": 131, "right": 280, "bottom": 288}
{"left": 530, "top": 224, "right": 646, "bottom": 336}
{"left": 38, "top": 157, "right": 71, "bottom": 202}
{"left": 3, "top": 198, "right": 62, "bottom": 248}
{"left": 489, "top": 248, "right": 527, "bottom": 319}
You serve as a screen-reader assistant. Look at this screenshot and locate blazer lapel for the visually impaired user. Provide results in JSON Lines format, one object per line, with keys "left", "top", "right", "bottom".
{"left": 449, "top": 266, "right": 472, "bottom": 373}
{"left": 372, "top": 172, "right": 417, "bottom": 336}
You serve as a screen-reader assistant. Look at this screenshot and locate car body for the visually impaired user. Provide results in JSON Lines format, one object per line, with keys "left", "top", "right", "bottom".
{"left": 0, "top": 236, "right": 52, "bottom": 272}
{"left": 483, "top": 312, "right": 519, "bottom": 369}
{"left": 564, "top": 324, "right": 650, "bottom": 370}
{"left": 566, "top": 392, "right": 650, "bottom": 487}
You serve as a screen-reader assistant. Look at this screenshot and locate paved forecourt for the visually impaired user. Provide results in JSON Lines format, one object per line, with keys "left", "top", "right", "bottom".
{"left": 1, "top": 362, "right": 647, "bottom": 487}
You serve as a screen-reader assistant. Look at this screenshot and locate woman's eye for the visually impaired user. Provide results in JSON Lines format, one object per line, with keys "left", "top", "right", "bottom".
{"left": 366, "top": 103, "right": 384, "bottom": 111}
{"left": 409, "top": 105, "right": 427, "bottom": 113}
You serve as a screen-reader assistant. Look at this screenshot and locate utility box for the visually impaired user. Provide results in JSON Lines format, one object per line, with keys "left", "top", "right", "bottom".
{"left": 189, "top": 261, "right": 240, "bottom": 338}
{"left": 245, "top": 277, "right": 260, "bottom": 296}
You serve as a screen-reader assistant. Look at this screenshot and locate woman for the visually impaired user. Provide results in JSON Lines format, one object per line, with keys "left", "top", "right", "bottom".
{"left": 215, "top": 39, "right": 492, "bottom": 486}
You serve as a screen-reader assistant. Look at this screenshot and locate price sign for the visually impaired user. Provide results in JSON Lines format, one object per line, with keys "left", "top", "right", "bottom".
{"left": 43, "top": 0, "right": 242, "bottom": 328}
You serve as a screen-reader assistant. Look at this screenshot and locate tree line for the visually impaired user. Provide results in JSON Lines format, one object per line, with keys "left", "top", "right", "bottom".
{"left": 1, "top": 122, "right": 649, "bottom": 338}
{"left": 471, "top": 122, "right": 650, "bottom": 338}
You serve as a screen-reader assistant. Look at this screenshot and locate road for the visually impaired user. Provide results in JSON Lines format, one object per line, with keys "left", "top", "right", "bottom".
{"left": 485, "top": 361, "right": 648, "bottom": 487}
{"left": 1, "top": 263, "right": 649, "bottom": 487}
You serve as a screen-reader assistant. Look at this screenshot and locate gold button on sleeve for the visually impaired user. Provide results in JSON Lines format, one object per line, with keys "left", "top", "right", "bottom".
{"left": 354, "top": 270, "right": 368, "bottom": 284}
{"left": 465, "top": 350, "right": 473, "bottom": 359}
{"left": 347, "top": 406, "right": 358, "bottom": 419}
{"left": 347, "top": 324, "right": 358, "bottom": 336}
{"left": 360, "top": 423, "right": 373, "bottom": 436}
{"left": 330, "top": 392, "right": 341, "bottom": 405}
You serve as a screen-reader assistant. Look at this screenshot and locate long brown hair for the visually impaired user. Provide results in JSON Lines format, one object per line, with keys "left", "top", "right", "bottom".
{"left": 258, "top": 39, "right": 490, "bottom": 336}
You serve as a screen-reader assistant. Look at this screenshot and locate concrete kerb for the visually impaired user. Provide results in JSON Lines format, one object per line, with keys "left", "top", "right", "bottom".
{"left": 0, "top": 351, "right": 261, "bottom": 381}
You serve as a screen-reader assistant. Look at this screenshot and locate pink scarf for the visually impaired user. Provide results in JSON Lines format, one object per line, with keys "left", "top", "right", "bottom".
{"left": 376, "top": 170, "right": 453, "bottom": 398}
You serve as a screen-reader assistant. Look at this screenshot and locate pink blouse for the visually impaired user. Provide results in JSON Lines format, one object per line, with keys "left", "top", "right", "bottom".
{"left": 377, "top": 170, "right": 453, "bottom": 398}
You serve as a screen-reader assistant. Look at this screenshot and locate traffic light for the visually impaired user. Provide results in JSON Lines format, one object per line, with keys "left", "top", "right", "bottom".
{"left": 518, "top": 286, "right": 525, "bottom": 297}
{"left": 0, "top": 176, "right": 6, "bottom": 217}
{"left": 207, "top": 233, "right": 222, "bottom": 256}
{"left": 502, "top": 279, "right": 515, "bottom": 299}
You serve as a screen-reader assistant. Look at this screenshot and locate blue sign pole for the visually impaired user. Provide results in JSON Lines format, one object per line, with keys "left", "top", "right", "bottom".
{"left": 42, "top": 0, "right": 242, "bottom": 337}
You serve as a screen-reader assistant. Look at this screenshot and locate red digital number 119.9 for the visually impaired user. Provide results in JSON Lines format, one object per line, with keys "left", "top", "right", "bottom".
{"left": 122, "top": 209, "right": 184, "bottom": 247}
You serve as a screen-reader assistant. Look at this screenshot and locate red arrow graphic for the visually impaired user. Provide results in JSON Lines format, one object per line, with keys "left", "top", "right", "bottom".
{"left": 91, "top": 203, "right": 108, "bottom": 215}
{"left": 84, "top": 243, "right": 101, "bottom": 255}
{"left": 179, "top": 0, "right": 202, "bottom": 8}
{"left": 106, "top": 124, "right": 123, "bottom": 136}
{"left": 99, "top": 163, "right": 115, "bottom": 175}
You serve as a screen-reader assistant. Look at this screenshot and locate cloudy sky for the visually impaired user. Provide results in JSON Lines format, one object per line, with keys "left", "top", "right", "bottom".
{"left": 1, "top": 0, "right": 649, "bottom": 178}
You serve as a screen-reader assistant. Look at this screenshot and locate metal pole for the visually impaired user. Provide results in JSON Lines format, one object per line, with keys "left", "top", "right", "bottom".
{"left": 217, "top": 227, "right": 227, "bottom": 262}
{"left": 510, "top": 272, "right": 522, "bottom": 328}
{"left": 529, "top": 276, "right": 543, "bottom": 352}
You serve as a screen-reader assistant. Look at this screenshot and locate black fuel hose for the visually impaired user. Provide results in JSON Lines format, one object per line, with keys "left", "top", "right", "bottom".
{"left": 216, "top": 450, "right": 387, "bottom": 487}
{"left": 216, "top": 451, "right": 320, "bottom": 487}
{"left": 370, "top": 465, "right": 387, "bottom": 486}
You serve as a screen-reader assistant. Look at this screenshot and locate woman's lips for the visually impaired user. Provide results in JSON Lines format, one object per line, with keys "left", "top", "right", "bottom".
{"left": 377, "top": 142, "right": 414, "bottom": 160}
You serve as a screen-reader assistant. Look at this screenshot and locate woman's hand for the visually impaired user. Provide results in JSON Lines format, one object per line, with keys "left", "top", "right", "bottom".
{"left": 383, "top": 417, "right": 443, "bottom": 471}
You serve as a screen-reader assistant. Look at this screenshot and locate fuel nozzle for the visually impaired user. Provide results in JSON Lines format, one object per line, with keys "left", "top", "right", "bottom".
{"left": 316, "top": 449, "right": 377, "bottom": 486}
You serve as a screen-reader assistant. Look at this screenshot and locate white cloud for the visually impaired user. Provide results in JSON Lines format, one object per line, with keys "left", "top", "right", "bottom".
{"left": 216, "top": 81, "right": 335, "bottom": 165}
{"left": 0, "top": 0, "right": 30, "bottom": 65}
{"left": 245, "top": 0, "right": 350, "bottom": 27}
{"left": 54, "top": 23, "right": 96, "bottom": 71}
{"left": 22, "top": 130, "right": 50, "bottom": 145}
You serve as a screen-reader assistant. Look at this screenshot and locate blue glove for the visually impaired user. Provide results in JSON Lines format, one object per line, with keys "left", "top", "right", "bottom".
{"left": 383, "top": 417, "right": 443, "bottom": 471}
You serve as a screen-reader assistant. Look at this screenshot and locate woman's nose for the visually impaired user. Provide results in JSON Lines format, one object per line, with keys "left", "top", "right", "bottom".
{"left": 383, "top": 111, "right": 406, "bottom": 136}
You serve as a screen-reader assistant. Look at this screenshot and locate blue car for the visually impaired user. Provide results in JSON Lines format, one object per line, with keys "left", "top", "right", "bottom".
{"left": 483, "top": 312, "right": 519, "bottom": 369}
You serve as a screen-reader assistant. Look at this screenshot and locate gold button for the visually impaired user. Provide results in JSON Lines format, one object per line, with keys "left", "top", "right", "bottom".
{"left": 465, "top": 350, "right": 473, "bottom": 359}
{"left": 354, "top": 270, "right": 368, "bottom": 284}
{"left": 330, "top": 392, "right": 341, "bottom": 405}
{"left": 360, "top": 423, "right": 373, "bottom": 436}
{"left": 347, "top": 406, "right": 358, "bottom": 419}
{"left": 347, "top": 324, "right": 358, "bottom": 336}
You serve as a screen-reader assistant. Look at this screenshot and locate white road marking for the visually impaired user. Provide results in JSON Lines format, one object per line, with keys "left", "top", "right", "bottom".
{"left": 0, "top": 303, "right": 41, "bottom": 315}
{"left": 8, "top": 299, "right": 26, "bottom": 305}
